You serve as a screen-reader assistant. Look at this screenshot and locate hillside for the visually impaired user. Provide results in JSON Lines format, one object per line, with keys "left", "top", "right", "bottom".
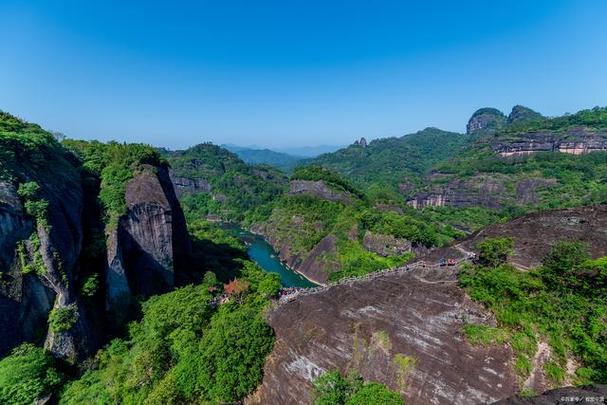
{"left": 252, "top": 205, "right": 607, "bottom": 404}
{"left": 310, "top": 127, "right": 472, "bottom": 196}
{"left": 0, "top": 112, "right": 287, "bottom": 405}
{"left": 407, "top": 107, "right": 607, "bottom": 212}
{"left": 254, "top": 166, "right": 502, "bottom": 284}
{"left": 222, "top": 144, "right": 306, "bottom": 172}
{"left": 162, "top": 143, "right": 288, "bottom": 224}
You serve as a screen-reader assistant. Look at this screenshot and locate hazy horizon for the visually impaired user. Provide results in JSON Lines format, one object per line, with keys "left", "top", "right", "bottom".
{"left": 1, "top": 1, "right": 606, "bottom": 149}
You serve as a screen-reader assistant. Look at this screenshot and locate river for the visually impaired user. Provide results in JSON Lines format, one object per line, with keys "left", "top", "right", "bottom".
{"left": 222, "top": 224, "right": 316, "bottom": 288}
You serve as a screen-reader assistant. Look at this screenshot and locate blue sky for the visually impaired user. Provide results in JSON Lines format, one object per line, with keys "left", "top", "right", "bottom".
{"left": 1, "top": 1, "right": 606, "bottom": 149}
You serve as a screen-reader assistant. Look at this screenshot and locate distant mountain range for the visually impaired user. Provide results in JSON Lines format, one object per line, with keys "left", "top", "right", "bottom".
{"left": 221, "top": 144, "right": 344, "bottom": 172}
{"left": 221, "top": 145, "right": 306, "bottom": 172}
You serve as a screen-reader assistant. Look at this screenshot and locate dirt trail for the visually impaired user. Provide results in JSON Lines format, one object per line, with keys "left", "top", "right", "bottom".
{"left": 523, "top": 341, "right": 551, "bottom": 392}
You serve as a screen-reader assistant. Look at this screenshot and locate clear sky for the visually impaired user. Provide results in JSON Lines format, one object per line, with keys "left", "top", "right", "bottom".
{"left": 1, "top": 1, "right": 606, "bottom": 149}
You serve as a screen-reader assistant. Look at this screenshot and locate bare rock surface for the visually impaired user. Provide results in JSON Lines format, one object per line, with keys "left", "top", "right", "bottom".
{"left": 494, "top": 384, "right": 607, "bottom": 404}
{"left": 252, "top": 266, "right": 516, "bottom": 405}
{"left": 363, "top": 231, "right": 411, "bottom": 257}
{"left": 106, "top": 165, "right": 190, "bottom": 308}
{"left": 460, "top": 205, "right": 607, "bottom": 270}
{"left": 289, "top": 180, "right": 353, "bottom": 205}
{"left": 251, "top": 205, "right": 607, "bottom": 405}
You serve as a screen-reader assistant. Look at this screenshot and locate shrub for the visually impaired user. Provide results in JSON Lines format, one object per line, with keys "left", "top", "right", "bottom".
{"left": 312, "top": 370, "right": 403, "bottom": 405}
{"left": 477, "top": 237, "right": 514, "bottom": 267}
{"left": 48, "top": 306, "right": 78, "bottom": 333}
{"left": 0, "top": 344, "right": 64, "bottom": 404}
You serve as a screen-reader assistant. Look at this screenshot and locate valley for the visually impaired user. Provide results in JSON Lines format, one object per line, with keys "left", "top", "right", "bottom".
{"left": 1, "top": 105, "right": 606, "bottom": 404}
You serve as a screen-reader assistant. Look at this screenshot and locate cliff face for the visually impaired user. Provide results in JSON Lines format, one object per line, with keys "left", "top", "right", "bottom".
{"left": 0, "top": 138, "right": 98, "bottom": 362}
{"left": 492, "top": 127, "right": 607, "bottom": 157}
{"left": 1, "top": 116, "right": 191, "bottom": 362}
{"left": 251, "top": 262, "right": 517, "bottom": 404}
{"left": 106, "top": 164, "right": 190, "bottom": 309}
{"left": 251, "top": 206, "right": 607, "bottom": 404}
{"left": 467, "top": 108, "right": 506, "bottom": 134}
{"left": 288, "top": 180, "right": 354, "bottom": 205}
{"left": 169, "top": 170, "right": 212, "bottom": 197}
{"left": 0, "top": 182, "right": 53, "bottom": 356}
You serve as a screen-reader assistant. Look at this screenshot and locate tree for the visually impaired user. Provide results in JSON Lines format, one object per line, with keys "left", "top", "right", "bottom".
{"left": 347, "top": 382, "right": 404, "bottom": 405}
{"left": 477, "top": 237, "right": 514, "bottom": 267}
{"left": 541, "top": 241, "right": 590, "bottom": 290}
{"left": 223, "top": 279, "right": 250, "bottom": 298}
{"left": 0, "top": 344, "right": 64, "bottom": 404}
{"left": 312, "top": 370, "right": 403, "bottom": 405}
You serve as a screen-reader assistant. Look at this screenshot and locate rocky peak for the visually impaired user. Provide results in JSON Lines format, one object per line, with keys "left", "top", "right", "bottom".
{"left": 466, "top": 107, "right": 506, "bottom": 134}
{"left": 507, "top": 105, "right": 543, "bottom": 125}
{"left": 353, "top": 137, "right": 368, "bottom": 148}
{"left": 106, "top": 164, "right": 190, "bottom": 311}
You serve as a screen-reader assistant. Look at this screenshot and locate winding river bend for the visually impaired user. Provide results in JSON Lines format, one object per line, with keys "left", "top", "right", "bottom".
{"left": 222, "top": 224, "right": 316, "bottom": 288}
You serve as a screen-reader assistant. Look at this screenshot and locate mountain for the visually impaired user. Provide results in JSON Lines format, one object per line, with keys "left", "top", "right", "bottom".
{"left": 1, "top": 105, "right": 607, "bottom": 404}
{"left": 273, "top": 144, "right": 344, "bottom": 157}
{"left": 252, "top": 165, "right": 499, "bottom": 284}
{"left": 162, "top": 143, "right": 288, "bottom": 224}
{"left": 407, "top": 106, "right": 607, "bottom": 211}
{"left": 222, "top": 144, "right": 306, "bottom": 172}
{"left": 254, "top": 106, "right": 607, "bottom": 286}
{"left": 310, "top": 127, "right": 472, "bottom": 196}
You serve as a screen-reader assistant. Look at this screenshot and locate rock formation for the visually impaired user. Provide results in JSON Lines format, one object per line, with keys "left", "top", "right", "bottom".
{"left": 250, "top": 206, "right": 607, "bottom": 404}
{"left": 467, "top": 107, "right": 507, "bottom": 134}
{"left": 362, "top": 231, "right": 411, "bottom": 256}
{"left": 105, "top": 164, "right": 190, "bottom": 310}
{"left": 507, "top": 105, "right": 543, "bottom": 125}
{"left": 289, "top": 180, "right": 354, "bottom": 205}
{"left": 168, "top": 171, "right": 212, "bottom": 197}
{"left": 492, "top": 128, "right": 607, "bottom": 157}
{"left": 0, "top": 120, "right": 190, "bottom": 361}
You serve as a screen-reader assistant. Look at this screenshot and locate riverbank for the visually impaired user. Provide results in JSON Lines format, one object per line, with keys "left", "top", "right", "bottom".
{"left": 220, "top": 223, "right": 320, "bottom": 288}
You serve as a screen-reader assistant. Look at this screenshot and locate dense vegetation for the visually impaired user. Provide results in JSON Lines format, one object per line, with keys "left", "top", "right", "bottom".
{"left": 0, "top": 112, "right": 74, "bottom": 183}
{"left": 63, "top": 140, "right": 166, "bottom": 227}
{"left": 503, "top": 106, "right": 607, "bottom": 134}
{"left": 0, "top": 344, "right": 65, "bottom": 405}
{"left": 263, "top": 167, "right": 487, "bottom": 281}
{"left": 58, "top": 220, "right": 280, "bottom": 404}
{"left": 164, "top": 143, "right": 288, "bottom": 224}
{"left": 312, "top": 370, "right": 403, "bottom": 405}
{"left": 310, "top": 127, "right": 471, "bottom": 193}
{"left": 460, "top": 239, "right": 607, "bottom": 386}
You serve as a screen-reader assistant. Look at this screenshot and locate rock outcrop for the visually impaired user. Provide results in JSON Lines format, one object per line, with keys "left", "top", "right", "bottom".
{"left": 251, "top": 206, "right": 607, "bottom": 404}
{"left": 105, "top": 165, "right": 190, "bottom": 310}
{"left": 0, "top": 140, "right": 98, "bottom": 362}
{"left": 492, "top": 127, "right": 607, "bottom": 157}
{"left": 288, "top": 180, "right": 353, "bottom": 205}
{"left": 362, "top": 231, "right": 411, "bottom": 256}
{"left": 168, "top": 171, "right": 212, "bottom": 197}
{"left": 467, "top": 107, "right": 507, "bottom": 134}
{"left": 251, "top": 263, "right": 517, "bottom": 404}
{"left": 507, "top": 105, "right": 543, "bottom": 125}
{"left": 406, "top": 174, "right": 509, "bottom": 209}
{"left": 1, "top": 115, "right": 191, "bottom": 362}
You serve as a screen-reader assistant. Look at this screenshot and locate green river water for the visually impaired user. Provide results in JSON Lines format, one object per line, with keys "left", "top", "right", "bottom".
{"left": 222, "top": 224, "right": 316, "bottom": 288}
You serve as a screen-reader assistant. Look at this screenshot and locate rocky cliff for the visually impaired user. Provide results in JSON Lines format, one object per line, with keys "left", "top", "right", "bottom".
{"left": 288, "top": 179, "right": 354, "bottom": 205}
{"left": 106, "top": 164, "right": 190, "bottom": 310}
{"left": 467, "top": 107, "right": 507, "bottom": 134}
{"left": 250, "top": 206, "right": 607, "bottom": 404}
{"left": 0, "top": 113, "right": 191, "bottom": 362}
{"left": 492, "top": 127, "right": 607, "bottom": 157}
{"left": 0, "top": 125, "right": 97, "bottom": 362}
